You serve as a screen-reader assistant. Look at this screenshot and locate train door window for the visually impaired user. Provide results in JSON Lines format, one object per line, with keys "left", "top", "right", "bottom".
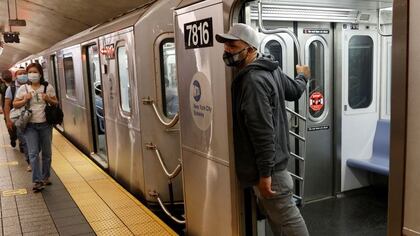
{"left": 260, "top": 35, "right": 285, "bottom": 70}
{"left": 348, "top": 36, "right": 374, "bottom": 109}
{"left": 41, "top": 61, "right": 49, "bottom": 82}
{"left": 117, "top": 45, "right": 131, "bottom": 114}
{"left": 50, "top": 55, "right": 61, "bottom": 106}
{"left": 87, "top": 44, "right": 108, "bottom": 163}
{"left": 63, "top": 55, "right": 76, "bottom": 99}
{"left": 308, "top": 40, "right": 325, "bottom": 118}
{"left": 160, "top": 39, "right": 178, "bottom": 118}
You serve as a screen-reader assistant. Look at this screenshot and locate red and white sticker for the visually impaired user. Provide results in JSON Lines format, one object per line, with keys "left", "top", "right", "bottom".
{"left": 309, "top": 92, "right": 324, "bottom": 111}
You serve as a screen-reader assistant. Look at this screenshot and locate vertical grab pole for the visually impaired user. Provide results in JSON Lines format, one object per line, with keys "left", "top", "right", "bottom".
{"left": 257, "top": 0, "right": 302, "bottom": 65}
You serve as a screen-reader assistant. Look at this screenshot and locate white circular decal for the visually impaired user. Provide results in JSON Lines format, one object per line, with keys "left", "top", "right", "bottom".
{"left": 189, "top": 72, "right": 213, "bottom": 131}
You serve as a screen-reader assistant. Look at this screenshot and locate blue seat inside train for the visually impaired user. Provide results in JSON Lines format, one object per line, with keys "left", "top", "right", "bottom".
{"left": 347, "top": 119, "right": 390, "bottom": 176}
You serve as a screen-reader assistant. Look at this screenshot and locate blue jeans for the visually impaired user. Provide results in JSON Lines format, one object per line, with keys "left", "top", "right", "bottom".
{"left": 253, "top": 170, "right": 309, "bottom": 236}
{"left": 16, "top": 127, "right": 29, "bottom": 164}
{"left": 24, "top": 122, "right": 53, "bottom": 183}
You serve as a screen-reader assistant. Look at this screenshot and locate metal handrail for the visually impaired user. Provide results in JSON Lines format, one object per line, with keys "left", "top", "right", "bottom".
{"left": 289, "top": 131, "right": 305, "bottom": 142}
{"left": 142, "top": 97, "right": 179, "bottom": 128}
{"left": 377, "top": 9, "right": 392, "bottom": 37}
{"left": 286, "top": 107, "right": 307, "bottom": 121}
{"left": 258, "top": 0, "right": 302, "bottom": 65}
{"left": 290, "top": 152, "right": 304, "bottom": 162}
{"left": 289, "top": 172, "right": 304, "bottom": 181}
{"left": 149, "top": 191, "right": 186, "bottom": 224}
{"left": 146, "top": 143, "right": 182, "bottom": 180}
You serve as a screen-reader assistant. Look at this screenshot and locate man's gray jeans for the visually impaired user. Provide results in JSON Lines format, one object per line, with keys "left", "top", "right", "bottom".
{"left": 253, "top": 170, "right": 309, "bottom": 236}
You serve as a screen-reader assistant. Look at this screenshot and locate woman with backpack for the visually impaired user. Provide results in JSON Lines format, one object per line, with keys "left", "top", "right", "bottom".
{"left": 4, "top": 67, "right": 31, "bottom": 171}
{"left": 13, "top": 63, "right": 58, "bottom": 192}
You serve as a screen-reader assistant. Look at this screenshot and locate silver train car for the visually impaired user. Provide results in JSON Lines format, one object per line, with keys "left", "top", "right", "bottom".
{"left": 15, "top": 0, "right": 185, "bottom": 222}
{"left": 14, "top": 0, "right": 399, "bottom": 235}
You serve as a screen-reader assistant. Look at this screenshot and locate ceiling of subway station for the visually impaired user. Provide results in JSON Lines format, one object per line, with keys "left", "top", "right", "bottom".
{"left": 0, "top": 0, "right": 151, "bottom": 71}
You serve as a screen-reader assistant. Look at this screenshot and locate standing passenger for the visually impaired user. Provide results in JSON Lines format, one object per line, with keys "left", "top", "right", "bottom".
{"left": 4, "top": 67, "right": 31, "bottom": 171}
{"left": 1, "top": 70, "right": 17, "bottom": 147}
{"left": 13, "top": 63, "right": 58, "bottom": 192}
{"left": 216, "top": 24, "right": 310, "bottom": 236}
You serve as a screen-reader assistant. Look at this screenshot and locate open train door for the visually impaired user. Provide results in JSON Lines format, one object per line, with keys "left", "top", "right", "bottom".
{"left": 174, "top": 0, "right": 242, "bottom": 235}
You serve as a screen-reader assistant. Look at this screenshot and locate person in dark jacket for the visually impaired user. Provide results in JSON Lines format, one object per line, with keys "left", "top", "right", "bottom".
{"left": 216, "top": 23, "right": 310, "bottom": 236}
{"left": 1, "top": 70, "right": 17, "bottom": 148}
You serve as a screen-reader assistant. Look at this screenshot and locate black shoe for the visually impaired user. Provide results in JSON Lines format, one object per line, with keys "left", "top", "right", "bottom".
{"left": 43, "top": 178, "right": 52, "bottom": 186}
{"left": 32, "top": 182, "right": 44, "bottom": 193}
{"left": 10, "top": 140, "right": 16, "bottom": 148}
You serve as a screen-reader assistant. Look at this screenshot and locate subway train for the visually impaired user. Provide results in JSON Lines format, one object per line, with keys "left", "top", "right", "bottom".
{"left": 13, "top": 0, "right": 397, "bottom": 235}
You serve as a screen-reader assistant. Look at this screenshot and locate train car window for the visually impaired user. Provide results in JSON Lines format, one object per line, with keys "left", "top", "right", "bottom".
{"left": 309, "top": 40, "right": 325, "bottom": 118}
{"left": 87, "top": 45, "right": 101, "bottom": 91}
{"left": 264, "top": 40, "right": 283, "bottom": 69}
{"left": 42, "top": 61, "right": 49, "bottom": 82}
{"left": 117, "top": 46, "right": 131, "bottom": 113}
{"left": 160, "top": 39, "right": 178, "bottom": 118}
{"left": 63, "top": 55, "right": 76, "bottom": 98}
{"left": 348, "top": 36, "right": 373, "bottom": 109}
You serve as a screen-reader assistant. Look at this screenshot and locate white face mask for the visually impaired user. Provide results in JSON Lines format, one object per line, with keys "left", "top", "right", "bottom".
{"left": 28, "top": 73, "right": 40, "bottom": 83}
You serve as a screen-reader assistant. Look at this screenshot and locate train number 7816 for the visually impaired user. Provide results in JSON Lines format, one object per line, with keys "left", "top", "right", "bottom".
{"left": 184, "top": 18, "right": 213, "bottom": 49}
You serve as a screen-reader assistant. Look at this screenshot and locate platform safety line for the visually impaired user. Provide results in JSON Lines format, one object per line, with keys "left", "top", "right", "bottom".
{"left": 51, "top": 130, "right": 178, "bottom": 235}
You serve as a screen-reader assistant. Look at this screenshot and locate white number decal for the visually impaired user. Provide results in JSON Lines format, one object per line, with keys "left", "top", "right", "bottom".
{"left": 186, "top": 25, "right": 192, "bottom": 47}
{"left": 185, "top": 18, "right": 212, "bottom": 48}
{"left": 202, "top": 22, "right": 209, "bottom": 44}
{"left": 192, "top": 24, "right": 198, "bottom": 46}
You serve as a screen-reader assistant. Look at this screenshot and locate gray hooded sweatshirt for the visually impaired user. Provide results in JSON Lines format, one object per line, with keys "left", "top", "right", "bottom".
{"left": 231, "top": 54, "right": 307, "bottom": 187}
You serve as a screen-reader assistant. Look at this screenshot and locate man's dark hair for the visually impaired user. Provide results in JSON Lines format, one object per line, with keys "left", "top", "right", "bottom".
{"left": 1, "top": 70, "right": 12, "bottom": 83}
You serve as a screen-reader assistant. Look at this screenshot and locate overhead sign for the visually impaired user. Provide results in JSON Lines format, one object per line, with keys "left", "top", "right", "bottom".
{"left": 309, "top": 92, "right": 324, "bottom": 112}
{"left": 9, "top": 19, "right": 26, "bottom": 27}
{"left": 184, "top": 18, "right": 213, "bottom": 49}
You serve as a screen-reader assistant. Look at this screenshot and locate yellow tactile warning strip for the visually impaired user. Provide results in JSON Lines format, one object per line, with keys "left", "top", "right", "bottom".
{"left": 51, "top": 130, "right": 178, "bottom": 236}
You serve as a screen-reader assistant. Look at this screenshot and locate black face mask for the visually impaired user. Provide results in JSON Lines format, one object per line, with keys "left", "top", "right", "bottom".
{"left": 223, "top": 47, "right": 248, "bottom": 67}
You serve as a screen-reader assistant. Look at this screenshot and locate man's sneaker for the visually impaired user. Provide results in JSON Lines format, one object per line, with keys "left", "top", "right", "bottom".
{"left": 10, "top": 140, "right": 16, "bottom": 148}
{"left": 26, "top": 165, "right": 32, "bottom": 172}
{"left": 32, "top": 182, "right": 44, "bottom": 193}
{"left": 43, "top": 178, "right": 52, "bottom": 186}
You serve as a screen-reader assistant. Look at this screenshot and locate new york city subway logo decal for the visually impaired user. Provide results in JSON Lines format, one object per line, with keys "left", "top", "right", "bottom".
{"left": 309, "top": 92, "right": 324, "bottom": 112}
{"left": 189, "top": 72, "right": 213, "bottom": 131}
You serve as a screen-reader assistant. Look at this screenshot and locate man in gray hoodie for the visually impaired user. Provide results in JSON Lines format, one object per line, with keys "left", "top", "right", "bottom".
{"left": 216, "top": 23, "right": 310, "bottom": 236}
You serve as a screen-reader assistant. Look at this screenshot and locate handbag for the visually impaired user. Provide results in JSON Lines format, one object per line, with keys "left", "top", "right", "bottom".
{"left": 14, "top": 85, "right": 32, "bottom": 130}
{"left": 14, "top": 105, "right": 32, "bottom": 130}
{"left": 43, "top": 82, "right": 63, "bottom": 125}
{"left": 9, "top": 106, "right": 24, "bottom": 123}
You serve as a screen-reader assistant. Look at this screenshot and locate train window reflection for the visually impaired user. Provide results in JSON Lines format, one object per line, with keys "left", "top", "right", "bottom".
{"left": 63, "top": 55, "right": 76, "bottom": 98}
{"left": 160, "top": 39, "right": 178, "bottom": 118}
{"left": 348, "top": 36, "right": 373, "bottom": 109}
{"left": 42, "top": 61, "right": 49, "bottom": 82}
{"left": 264, "top": 40, "right": 283, "bottom": 69}
{"left": 117, "top": 46, "right": 131, "bottom": 113}
{"left": 308, "top": 40, "right": 325, "bottom": 118}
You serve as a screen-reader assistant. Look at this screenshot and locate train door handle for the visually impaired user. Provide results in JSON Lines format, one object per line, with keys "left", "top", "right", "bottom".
{"left": 142, "top": 97, "right": 179, "bottom": 128}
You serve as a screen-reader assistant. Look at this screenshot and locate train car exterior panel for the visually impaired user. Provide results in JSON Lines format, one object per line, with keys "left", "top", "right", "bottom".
{"left": 175, "top": 0, "right": 241, "bottom": 234}
{"left": 99, "top": 29, "right": 144, "bottom": 195}
{"left": 57, "top": 46, "right": 93, "bottom": 153}
{"left": 134, "top": 0, "right": 184, "bottom": 203}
